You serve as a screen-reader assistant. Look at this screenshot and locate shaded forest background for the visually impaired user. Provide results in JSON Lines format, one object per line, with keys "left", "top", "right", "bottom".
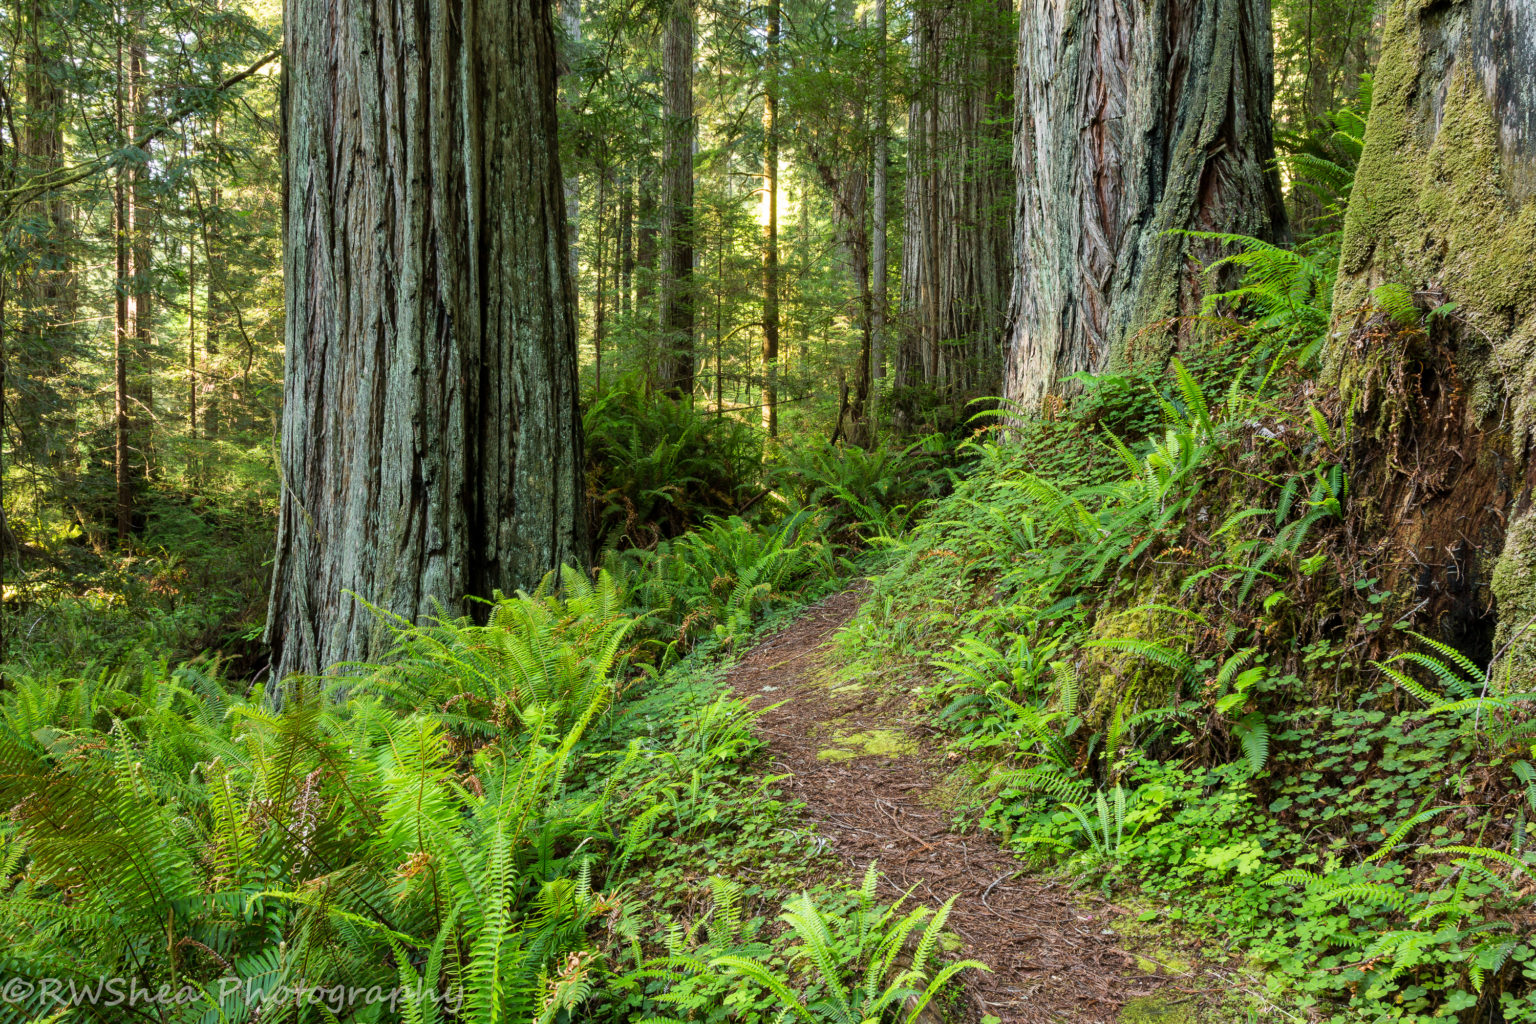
{"left": 0, "top": 0, "right": 1374, "bottom": 673}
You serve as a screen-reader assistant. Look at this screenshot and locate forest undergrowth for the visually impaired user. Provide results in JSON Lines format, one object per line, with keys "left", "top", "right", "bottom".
{"left": 832, "top": 329, "right": 1536, "bottom": 1018}
{"left": 0, "top": 393, "right": 982, "bottom": 1024}
{"left": 5, "top": 82, "right": 1535, "bottom": 1024}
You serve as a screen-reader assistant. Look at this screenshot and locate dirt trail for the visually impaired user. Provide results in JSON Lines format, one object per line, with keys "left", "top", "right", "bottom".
{"left": 728, "top": 590, "right": 1168, "bottom": 1024}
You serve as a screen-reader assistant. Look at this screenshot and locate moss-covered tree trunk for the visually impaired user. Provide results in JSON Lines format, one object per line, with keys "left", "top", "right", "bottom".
{"left": 1001, "top": 0, "right": 1288, "bottom": 412}
{"left": 1329, "top": 0, "right": 1536, "bottom": 670}
{"left": 265, "top": 0, "right": 587, "bottom": 682}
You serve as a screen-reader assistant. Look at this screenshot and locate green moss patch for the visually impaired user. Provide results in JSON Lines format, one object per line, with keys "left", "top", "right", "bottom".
{"left": 816, "top": 727, "right": 919, "bottom": 761}
{"left": 1118, "top": 995, "right": 1201, "bottom": 1024}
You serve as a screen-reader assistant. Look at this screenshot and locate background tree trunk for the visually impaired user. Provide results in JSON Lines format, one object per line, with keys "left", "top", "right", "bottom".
{"left": 619, "top": 174, "right": 633, "bottom": 319}
{"left": 129, "top": 16, "right": 154, "bottom": 483}
{"left": 658, "top": 0, "right": 696, "bottom": 398}
{"left": 14, "top": 0, "right": 75, "bottom": 466}
{"left": 113, "top": 24, "right": 132, "bottom": 544}
{"left": 562, "top": 0, "right": 582, "bottom": 289}
{"left": 266, "top": 0, "right": 587, "bottom": 681}
{"left": 811, "top": 153, "right": 873, "bottom": 445}
{"left": 636, "top": 162, "right": 658, "bottom": 387}
{"left": 594, "top": 169, "right": 608, "bottom": 388}
{"left": 1001, "top": 0, "right": 1287, "bottom": 412}
{"left": 1327, "top": 0, "right": 1536, "bottom": 673}
{"left": 869, "top": 0, "right": 888, "bottom": 426}
{"left": 897, "top": 0, "right": 1015, "bottom": 414}
{"left": 762, "top": 0, "right": 780, "bottom": 436}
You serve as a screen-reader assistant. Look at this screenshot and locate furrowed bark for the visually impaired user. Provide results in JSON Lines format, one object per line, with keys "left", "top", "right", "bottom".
{"left": 562, "top": 0, "right": 581, "bottom": 288}
{"left": 266, "top": 0, "right": 587, "bottom": 682}
{"left": 1001, "top": 0, "right": 1287, "bottom": 412}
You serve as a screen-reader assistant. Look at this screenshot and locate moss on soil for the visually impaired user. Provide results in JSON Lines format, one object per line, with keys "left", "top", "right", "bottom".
{"left": 1119, "top": 995, "right": 1203, "bottom": 1023}
{"left": 815, "top": 726, "right": 919, "bottom": 761}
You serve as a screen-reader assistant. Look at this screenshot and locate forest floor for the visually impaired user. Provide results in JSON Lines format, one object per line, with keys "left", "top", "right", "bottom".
{"left": 727, "top": 589, "right": 1218, "bottom": 1024}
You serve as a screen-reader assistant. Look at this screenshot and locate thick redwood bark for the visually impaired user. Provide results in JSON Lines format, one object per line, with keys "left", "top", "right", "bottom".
{"left": 266, "top": 0, "right": 587, "bottom": 681}
{"left": 561, "top": 0, "right": 581, "bottom": 288}
{"left": 897, "top": 0, "right": 1014, "bottom": 412}
{"left": 1001, "top": 0, "right": 1287, "bottom": 412}
{"left": 658, "top": 0, "right": 696, "bottom": 397}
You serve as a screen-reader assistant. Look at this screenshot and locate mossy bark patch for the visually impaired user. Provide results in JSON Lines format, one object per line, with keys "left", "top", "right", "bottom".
{"left": 1330, "top": 0, "right": 1536, "bottom": 670}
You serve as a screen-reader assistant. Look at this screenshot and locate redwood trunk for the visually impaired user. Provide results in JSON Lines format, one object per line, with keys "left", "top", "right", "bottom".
{"left": 1001, "top": 0, "right": 1287, "bottom": 412}
{"left": 1328, "top": 0, "right": 1536, "bottom": 673}
{"left": 561, "top": 0, "right": 581, "bottom": 287}
{"left": 266, "top": 0, "right": 587, "bottom": 681}
{"left": 658, "top": 0, "right": 696, "bottom": 398}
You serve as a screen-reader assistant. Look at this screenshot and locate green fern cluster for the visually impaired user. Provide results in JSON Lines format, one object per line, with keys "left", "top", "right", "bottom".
{"left": 766, "top": 434, "right": 950, "bottom": 546}
{"left": 659, "top": 863, "right": 983, "bottom": 1024}
{"left": 612, "top": 508, "right": 834, "bottom": 657}
{"left": 584, "top": 374, "right": 764, "bottom": 551}
{"left": 0, "top": 584, "right": 663, "bottom": 1024}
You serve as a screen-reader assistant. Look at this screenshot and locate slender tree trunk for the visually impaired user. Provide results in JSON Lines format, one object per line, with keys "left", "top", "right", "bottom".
{"left": 812, "top": 154, "right": 874, "bottom": 446}
{"left": 0, "top": 266, "right": 12, "bottom": 587}
{"left": 1001, "top": 0, "right": 1288, "bottom": 412}
{"left": 266, "top": 0, "right": 587, "bottom": 681}
{"left": 636, "top": 162, "right": 658, "bottom": 388}
{"left": 202, "top": 128, "right": 224, "bottom": 440}
{"left": 113, "top": 23, "right": 132, "bottom": 544}
{"left": 870, "top": 0, "right": 888, "bottom": 425}
{"left": 187, "top": 224, "right": 197, "bottom": 439}
{"left": 1328, "top": 0, "right": 1536, "bottom": 673}
{"left": 619, "top": 174, "right": 633, "bottom": 318}
{"left": 715, "top": 226, "right": 725, "bottom": 413}
{"left": 796, "top": 178, "right": 811, "bottom": 366}
{"left": 761, "top": 0, "right": 780, "bottom": 436}
{"left": 129, "top": 15, "right": 153, "bottom": 481}
{"left": 658, "top": 0, "right": 695, "bottom": 398}
{"left": 594, "top": 169, "right": 607, "bottom": 389}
